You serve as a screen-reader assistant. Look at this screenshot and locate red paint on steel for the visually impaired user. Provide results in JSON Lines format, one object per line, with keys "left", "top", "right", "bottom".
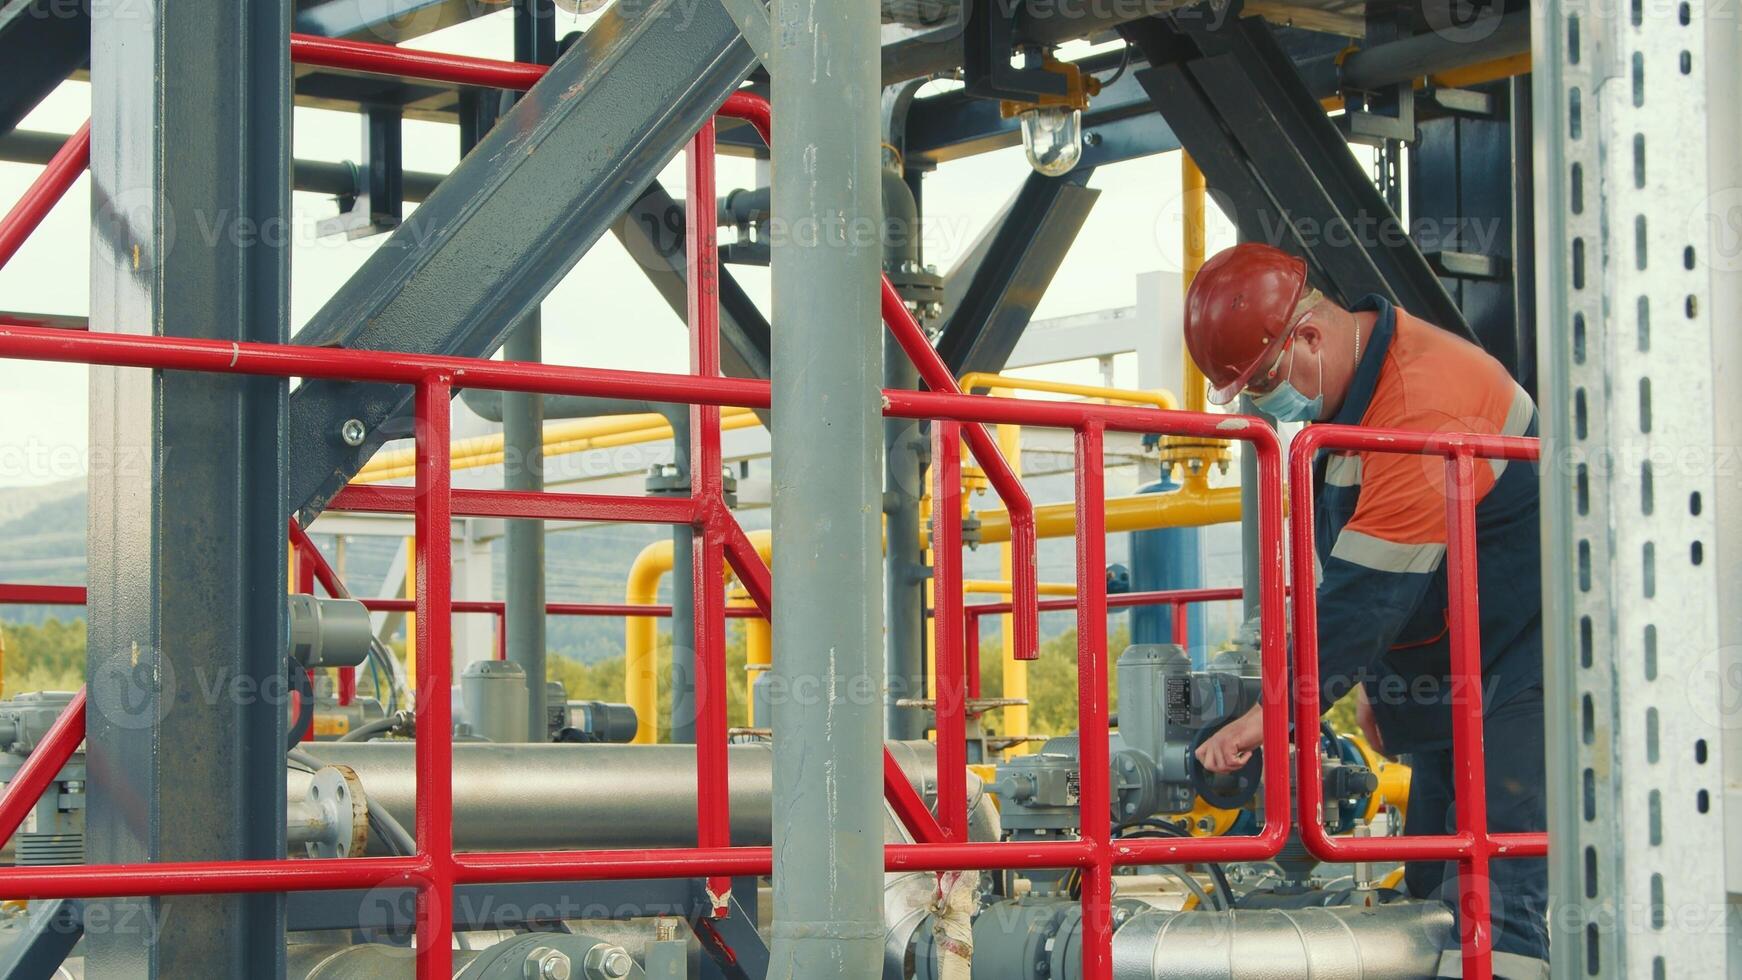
{"left": 289, "top": 34, "right": 547, "bottom": 90}
{"left": 413, "top": 376, "right": 456, "bottom": 980}
{"left": 932, "top": 422, "right": 969, "bottom": 841}
{"left": 0, "top": 584, "right": 85, "bottom": 605}
{"left": 884, "top": 753, "right": 950, "bottom": 846}
{"left": 1073, "top": 423, "right": 1114, "bottom": 980}
{"left": 687, "top": 122, "right": 734, "bottom": 915}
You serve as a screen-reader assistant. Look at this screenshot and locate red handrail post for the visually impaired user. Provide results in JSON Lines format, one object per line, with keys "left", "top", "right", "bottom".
{"left": 687, "top": 120, "right": 734, "bottom": 915}
{"left": 932, "top": 421, "right": 969, "bottom": 842}
{"left": 1073, "top": 422, "right": 1114, "bottom": 980}
{"left": 1444, "top": 450, "right": 1493, "bottom": 977}
{"left": 413, "top": 375, "right": 455, "bottom": 980}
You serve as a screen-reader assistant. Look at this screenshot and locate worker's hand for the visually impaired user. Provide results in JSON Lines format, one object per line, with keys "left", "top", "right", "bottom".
{"left": 1195, "top": 704, "right": 1263, "bottom": 773}
{"left": 1354, "top": 685, "right": 1391, "bottom": 760}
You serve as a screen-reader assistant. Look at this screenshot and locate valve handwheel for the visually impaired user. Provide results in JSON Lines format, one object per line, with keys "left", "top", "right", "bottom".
{"left": 1188, "top": 719, "right": 1263, "bottom": 811}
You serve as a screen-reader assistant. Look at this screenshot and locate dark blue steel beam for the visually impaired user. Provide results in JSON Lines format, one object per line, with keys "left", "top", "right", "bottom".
{"left": 86, "top": 0, "right": 292, "bottom": 976}
{"left": 935, "top": 169, "right": 1100, "bottom": 377}
{"left": 1120, "top": 13, "right": 1474, "bottom": 341}
{"left": 1410, "top": 78, "right": 1535, "bottom": 391}
{"left": 0, "top": 900, "right": 82, "bottom": 980}
{"left": 286, "top": 0, "right": 757, "bottom": 523}
{"left": 0, "top": 1, "right": 88, "bottom": 137}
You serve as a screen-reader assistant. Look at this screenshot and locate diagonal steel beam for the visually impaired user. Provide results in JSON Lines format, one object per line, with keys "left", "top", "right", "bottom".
{"left": 1121, "top": 14, "right": 1473, "bottom": 340}
{"left": 287, "top": 0, "right": 757, "bottom": 523}
{"left": 936, "top": 169, "right": 1100, "bottom": 377}
{"left": 0, "top": 1, "right": 89, "bottom": 138}
{"left": 613, "top": 181, "right": 773, "bottom": 386}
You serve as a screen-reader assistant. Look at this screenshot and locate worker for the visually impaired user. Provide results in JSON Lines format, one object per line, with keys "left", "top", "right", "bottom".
{"left": 1186, "top": 243, "right": 1546, "bottom": 978}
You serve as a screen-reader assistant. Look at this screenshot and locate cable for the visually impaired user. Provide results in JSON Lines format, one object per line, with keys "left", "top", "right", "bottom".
{"left": 365, "top": 650, "right": 385, "bottom": 709}
{"left": 1116, "top": 821, "right": 1237, "bottom": 910}
{"left": 367, "top": 637, "right": 401, "bottom": 714}
{"left": 1097, "top": 42, "right": 1133, "bottom": 88}
{"left": 337, "top": 711, "right": 404, "bottom": 743}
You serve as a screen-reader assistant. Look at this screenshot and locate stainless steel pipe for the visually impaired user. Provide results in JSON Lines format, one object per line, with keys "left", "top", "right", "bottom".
{"left": 293, "top": 740, "right": 942, "bottom": 852}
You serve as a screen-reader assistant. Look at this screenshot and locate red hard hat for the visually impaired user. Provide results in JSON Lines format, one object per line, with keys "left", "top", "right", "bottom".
{"left": 1184, "top": 243, "right": 1311, "bottom": 406}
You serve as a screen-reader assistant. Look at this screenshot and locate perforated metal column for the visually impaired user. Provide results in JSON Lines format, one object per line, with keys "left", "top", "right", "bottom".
{"left": 1536, "top": 0, "right": 1742, "bottom": 975}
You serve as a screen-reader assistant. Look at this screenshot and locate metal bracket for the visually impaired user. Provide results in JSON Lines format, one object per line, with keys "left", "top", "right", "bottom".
{"left": 961, "top": 0, "right": 1068, "bottom": 102}
{"left": 317, "top": 106, "right": 405, "bottom": 240}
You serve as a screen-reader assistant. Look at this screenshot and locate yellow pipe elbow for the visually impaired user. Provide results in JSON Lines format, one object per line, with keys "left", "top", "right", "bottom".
{"left": 626, "top": 527, "right": 770, "bottom": 743}
{"left": 625, "top": 538, "right": 675, "bottom": 744}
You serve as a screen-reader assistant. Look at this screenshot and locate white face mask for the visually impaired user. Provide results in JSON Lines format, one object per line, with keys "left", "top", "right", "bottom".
{"left": 1250, "top": 341, "right": 1323, "bottom": 423}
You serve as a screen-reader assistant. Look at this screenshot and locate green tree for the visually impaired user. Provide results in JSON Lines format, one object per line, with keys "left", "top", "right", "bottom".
{"left": 0, "top": 617, "right": 86, "bottom": 695}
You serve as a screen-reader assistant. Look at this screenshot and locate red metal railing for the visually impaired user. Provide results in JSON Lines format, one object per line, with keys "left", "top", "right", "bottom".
{"left": 0, "top": 313, "right": 1291, "bottom": 980}
{"left": 0, "top": 34, "right": 1297, "bottom": 980}
{"left": 961, "top": 586, "right": 1246, "bottom": 701}
{"left": 1289, "top": 424, "right": 1546, "bottom": 980}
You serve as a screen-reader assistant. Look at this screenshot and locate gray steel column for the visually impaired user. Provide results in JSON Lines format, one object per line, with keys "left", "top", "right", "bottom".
{"left": 768, "top": 0, "right": 885, "bottom": 967}
{"left": 883, "top": 341, "right": 926, "bottom": 740}
{"left": 1537, "top": 0, "right": 1741, "bottom": 974}
{"left": 86, "top": 1, "right": 290, "bottom": 976}
{"left": 667, "top": 410, "right": 697, "bottom": 745}
{"left": 503, "top": 316, "right": 547, "bottom": 741}
{"left": 502, "top": 0, "right": 557, "bottom": 743}
{"left": 882, "top": 158, "right": 927, "bottom": 741}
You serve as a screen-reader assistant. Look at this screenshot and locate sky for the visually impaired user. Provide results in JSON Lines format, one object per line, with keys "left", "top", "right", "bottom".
{"left": 0, "top": 9, "right": 1241, "bottom": 489}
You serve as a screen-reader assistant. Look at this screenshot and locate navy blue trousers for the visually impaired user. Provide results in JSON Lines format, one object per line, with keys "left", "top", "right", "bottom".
{"left": 1402, "top": 691, "right": 1549, "bottom": 977}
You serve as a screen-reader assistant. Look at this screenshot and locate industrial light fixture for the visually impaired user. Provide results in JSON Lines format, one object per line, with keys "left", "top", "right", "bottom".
{"left": 1002, "top": 56, "right": 1100, "bottom": 177}
{"left": 1017, "top": 105, "right": 1084, "bottom": 176}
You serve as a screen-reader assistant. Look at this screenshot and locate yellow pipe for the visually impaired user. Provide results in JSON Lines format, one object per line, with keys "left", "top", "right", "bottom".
{"left": 964, "top": 580, "right": 1076, "bottom": 597}
{"left": 354, "top": 408, "right": 761, "bottom": 483}
{"left": 625, "top": 529, "right": 772, "bottom": 743}
{"left": 1182, "top": 153, "right": 1209, "bottom": 418}
{"left": 738, "top": 530, "right": 773, "bottom": 726}
{"left": 957, "top": 372, "right": 1178, "bottom": 412}
{"left": 977, "top": 485, "right": 1244, "bottom": 543}
{"left": 624, "top": 539, "right": 674, "bottom": 743}
{"left": 1319, "top": 53, "right": 1532, "bottom": 112}
{"left": 402, "top": 536, "right": 416, "bottom": 696}
{"left": 738, "top": 591, "right": 772, "bottom": 726}
{"left": 364, "top": 411, "right": 765, "bottom": 483}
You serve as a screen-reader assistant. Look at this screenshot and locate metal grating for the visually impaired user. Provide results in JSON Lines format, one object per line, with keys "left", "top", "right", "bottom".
{"left": 1536, "top": 0, "right": 1738, "bottom": 974}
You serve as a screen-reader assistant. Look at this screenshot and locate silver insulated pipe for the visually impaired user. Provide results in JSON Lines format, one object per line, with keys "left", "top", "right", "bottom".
{"left": 1109, "top": 903, "right": 1455, "bottom": 979}
{"left": 293, "top": 740, "right": 942, "bottom": 851}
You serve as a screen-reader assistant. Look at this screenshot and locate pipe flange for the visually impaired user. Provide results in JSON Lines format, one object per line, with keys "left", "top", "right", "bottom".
{"left": 306, "top": 764, "right": 369, "bottom": 859}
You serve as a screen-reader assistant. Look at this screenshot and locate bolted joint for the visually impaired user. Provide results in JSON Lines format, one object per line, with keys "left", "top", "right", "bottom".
{"left": 581, "top": 943, "right": 634, "bottom": 979}
{"left": 339, "top": 418, "right": 367, "bottom": 447}
{"left": 524, "top": 946, "right": 572, "bottom": 980}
